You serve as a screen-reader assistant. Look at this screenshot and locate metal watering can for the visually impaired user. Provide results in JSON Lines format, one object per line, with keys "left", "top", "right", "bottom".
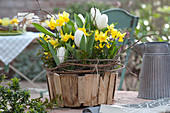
{"left": 134, "top": 42, "right": 170, "bottom": 99}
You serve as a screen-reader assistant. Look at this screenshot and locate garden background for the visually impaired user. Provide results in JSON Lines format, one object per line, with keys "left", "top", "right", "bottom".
{"left": 0, "top": 0, "right": 169, "bottom": 90}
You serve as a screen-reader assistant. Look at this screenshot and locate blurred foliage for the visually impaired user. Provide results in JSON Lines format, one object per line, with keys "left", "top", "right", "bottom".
{"left": 53, "top": 1, "right": 114, "bottom": 19}
{"left": 0, "top": 74, "right": 61, "bottom": 112}
{"left": 132, "top": 2, "right": 170, "bottom": 42}
{"left": 13, "top": 44, "right": 46, "bottom": 81}
{"left": 53, "top": 0, "right": 169, "bottom": 42}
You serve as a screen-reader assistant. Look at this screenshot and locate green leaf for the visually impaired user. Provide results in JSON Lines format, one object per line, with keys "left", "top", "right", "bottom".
{"left": 64, "top": 49, "right": 69, "bottom": 61}
{"left": 74, "top": 14, "right": 83, "bottom": 28}
{"left": 39, "top": 37, "right": 47, "bottom": 45}
{"left": 86, "top": 31, "right": 95, "bottom": 56}
{"left": 36, "top": 39, "right": 48, "bottom": 51}
{"left": 36, "top": 39, "right": 43, "bottom": 46}
{"left": 80, "top": 35, "right": 86, "bottom": 51}
{"left": 32, "top": 23, "right": 55, "bottom": 37}
{"left": 67, "top": 20, "right": 76, "bottom": 34}
{"left": 39, "top": 37, "right": 49, "bottom": 51}
{"left": 85, "top": 12, "right": 89, "bottom": 27}
{"left": 47, "top": 42, "right": 60, "bottom": 65}
{"left": 66, "top": 43, "right": 74, "bottom": 52}
{"left": 63, "top": 24, "right": 70, "bottom": 34}
{"left": 75, "top": 50, "right": 81, "bottom": 60}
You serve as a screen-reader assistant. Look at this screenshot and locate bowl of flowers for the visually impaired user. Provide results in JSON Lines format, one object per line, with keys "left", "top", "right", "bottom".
{"left": 33, "top": 7, "right": 127, "bottom": 107}
{"left": 0, "top": 17, "right": 26, "bottom": 36}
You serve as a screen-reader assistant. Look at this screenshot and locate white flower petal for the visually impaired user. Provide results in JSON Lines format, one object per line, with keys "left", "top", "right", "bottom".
{"left": 97, "top": 14, "right": 108, "bottom": 30}
{"left": 57, "top": 47, "right": 66, "bottom": 63}
{"left": 78, "top": 14, "right": 85, "bottom": 24}
{"left": 90, "top": 7, "right": 101, "bottom": 25}
{"left": 74, "top": 30, "right": 87, "bottom": 47}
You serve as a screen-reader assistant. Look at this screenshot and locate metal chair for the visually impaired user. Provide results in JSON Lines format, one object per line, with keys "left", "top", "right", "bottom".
{"left": 102, "top": 9, "right": 139, "bottom": 90}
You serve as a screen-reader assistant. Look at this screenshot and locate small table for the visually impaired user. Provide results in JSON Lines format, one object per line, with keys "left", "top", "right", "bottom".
{"left": 0, "top": 32, "right": 43, "bottom": 87}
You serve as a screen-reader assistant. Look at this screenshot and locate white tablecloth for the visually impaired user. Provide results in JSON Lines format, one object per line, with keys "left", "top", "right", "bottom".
{"left": 0, "top": 32, "right": 40, "bottom": 65}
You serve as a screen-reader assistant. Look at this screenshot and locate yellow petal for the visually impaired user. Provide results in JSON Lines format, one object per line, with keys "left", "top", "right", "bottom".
{"left": 118, "top": 37, "right": 123, "bottom": 42}
{"left": 45, "top": 20, "right": 50, "bottom": 26}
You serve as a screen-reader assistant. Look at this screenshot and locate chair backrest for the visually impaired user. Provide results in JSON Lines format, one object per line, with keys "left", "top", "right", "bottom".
{"left": 102, "top": 9, "right": 139, "bottom": 90}
{"left": 102, "top": 8, "right": 139, "bottom": 43}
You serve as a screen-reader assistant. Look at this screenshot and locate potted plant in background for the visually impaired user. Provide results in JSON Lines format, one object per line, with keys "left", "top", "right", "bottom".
{"left": 33, "top": 7, "right": 127, "bottom": 107}
{"left": 0, "top": 17, "right": 27, "bottom": 36}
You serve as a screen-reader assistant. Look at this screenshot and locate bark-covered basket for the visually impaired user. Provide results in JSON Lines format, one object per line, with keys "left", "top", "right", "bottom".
{"left": 45, "top": 59, "right": 120, "bottom": 107}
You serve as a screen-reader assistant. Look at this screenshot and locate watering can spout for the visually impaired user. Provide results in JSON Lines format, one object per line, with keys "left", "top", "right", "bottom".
{"left": 134, "top": 43, "right": 144, "bottom": 57}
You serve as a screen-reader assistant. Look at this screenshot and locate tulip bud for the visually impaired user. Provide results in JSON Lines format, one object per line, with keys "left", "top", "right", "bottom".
{"left": 90, "top": 7, "right": 101, "bottom": 25}
{"left": 97, "top": 14, "right": 108, "bottom": 30}
{"left": 78, "top": 14, "right": 85, "bottom": 24}
{"left": 74, "top": 30, "right": 87, "bottom": 47}
{"left": 57, "top": 47, "right": 66, "bottom": 63}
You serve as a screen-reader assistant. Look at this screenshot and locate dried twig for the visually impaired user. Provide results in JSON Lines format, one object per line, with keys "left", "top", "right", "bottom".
{"left": 114, "top": 34, "right": 157, "bottom": 59}
{"left": 122, "top": 34, "right": 157, "bottom": 53}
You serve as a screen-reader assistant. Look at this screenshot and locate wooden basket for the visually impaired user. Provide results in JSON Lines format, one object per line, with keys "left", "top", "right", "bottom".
{"left": 46, "top": 71, "right": 117, "bottom": 107}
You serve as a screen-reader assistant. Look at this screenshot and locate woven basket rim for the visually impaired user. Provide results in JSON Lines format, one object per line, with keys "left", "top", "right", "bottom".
{"left": 43, "top": 59, "right": 123, "bottom": 74}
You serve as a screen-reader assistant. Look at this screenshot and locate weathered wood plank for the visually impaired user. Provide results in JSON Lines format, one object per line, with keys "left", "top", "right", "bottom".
{"left": 47, "top": 73, "right": 55, "bottom": 100}
{"left": 103, "top": 72, "right": 111, "bottom": 103}
{"left": 60, "top": 74, "right": 71, "bottom": 107}
{"left": 98, "top": 76, "right": 105, "bottom": 104}
{"left": 83, "top": 74, "right": 93, "bottom": 106}
{"left": 53, "top": 73, "right": 64, "bottom": 107}
{"left": 78, "top": 76, "right": 85, "bottom": 103}
{"left": 46, "top": 74, "right": 52, "bottom": 100}
{"left": 107, "top": 73, "right": 116, "bottom": 104}
{"left": 91, "top": 74, "right": 99, "bottom": 106}
{"left": 69, "top": 75, "right": 81, "bottom": 107}
{"left": 98, "top": 72, "right": 111, "bottom": 104}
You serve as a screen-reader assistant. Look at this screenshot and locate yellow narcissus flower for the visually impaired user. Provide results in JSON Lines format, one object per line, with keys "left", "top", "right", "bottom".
{"left": 106, "top": 24, "right": 118, "bottom": 38}
{"left": 106, "top": 44, "right": 111, "bottom": 48}
{"left": 10, "top": 18, "right": 18, "bottom": 24}
{"left": 99, "top": 43, "right": 105, "bottom": 48}
{"left": 95, "top": 30, "right": 99, "bottom": 41}
{"left": 107, "top": 24, "right": 114, "bottom": 30}
{"left": 46, "top": 17, "right": 57, "bottom": 30}
{"left": 0, "top": 19, "right": 2, "bottom": 24}
{"left": 49, "top": 38, "right": 58, "bottom": 48}
{"left": 44, "top": 52, "right": 48, "bottom": 55}
{"left": 117, "top": 32, "right": 126, "bottom": 42}
{"left": 78, "top": 25, "right": 90, "bottom": 36}
{"left": 69, "top": 33, "right": 74, "bottom": 40}
{"left": 59, "top": 11, "right": 70, "bottom": 23}
{"left": 56, "top": 17, "right": 65, "bottom": 26}
{"left": 106, "top": 42, "right": 111, "bottom": 48}
{"left": 72, "top": 44, "right": 75, "bottom": 48}
{"left": 98, "top": 31, "right": 108, "bottom": 42}
{"left": 61, "top": 33, "right": 70, "bottom": 42}
{"left": 61, "top": 33, "right": 74, "bottom": 42}
{"left": 111, "top": 29, "right": 118, "bottom": 38}
{"left": 44, "top": 52, "right": 52, "bottom": 59}
{"left": 39, "top": 33, "right": 50, "bottom": 41}
{"left": 94, "top": 45, "right": 99, "bottom": 49}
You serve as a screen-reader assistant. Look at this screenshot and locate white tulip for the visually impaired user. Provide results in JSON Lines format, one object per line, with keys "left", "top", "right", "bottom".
{"left": 96, "top": 14, "right": 108, "bottom": 30}
{"left": 57, "top": 47, "right": 66, "bottom": 63}
{"left": 74, "top": 30, "right": 87, "bottom": 47}
{"left": 78, "top": 14, "right": 85, "bottom": 24}
{"left": 90, "top": 7, "right": 101, "bottom": 25}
